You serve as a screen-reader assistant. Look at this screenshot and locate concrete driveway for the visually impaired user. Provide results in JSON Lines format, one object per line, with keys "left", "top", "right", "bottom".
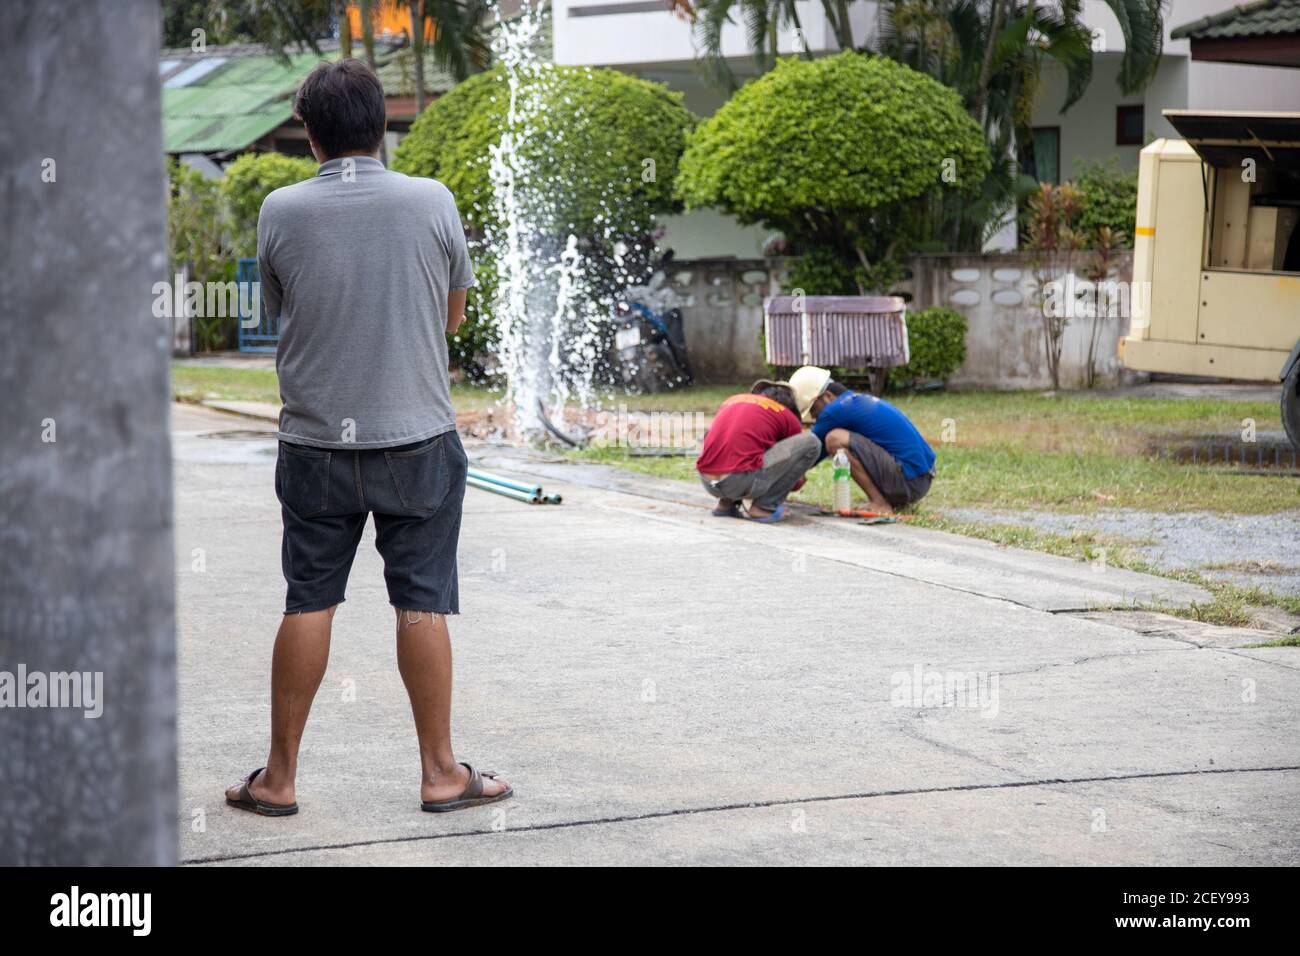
{"left": 171, "top": 404, "right": 1300, "bottom": 865}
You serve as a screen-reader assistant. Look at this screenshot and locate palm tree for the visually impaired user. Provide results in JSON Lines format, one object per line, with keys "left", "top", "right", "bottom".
{"left": 876, "top": 1, "right": 1166, "bottom": 248}
{"left": 878, "top": 1, "right": 1167, "bottom": 134}
{"left": 682, "top": 0, "right": 814, "bottom": 90}
{"left": 400, "top": 0, "right": 492, "bottom": 116}
{"left": 681, "top": 1, "right": 1165, "bottom": 103}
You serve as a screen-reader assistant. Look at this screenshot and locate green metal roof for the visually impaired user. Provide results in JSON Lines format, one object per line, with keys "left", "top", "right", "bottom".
{"left": 162, "top": 50, "right": 331, "bottom": 154}
{"left": 1172, "top": 0, "right": 1300, "bottom": 40}
{"left": 160, "top": 7, "right": 556, "bottom": 155}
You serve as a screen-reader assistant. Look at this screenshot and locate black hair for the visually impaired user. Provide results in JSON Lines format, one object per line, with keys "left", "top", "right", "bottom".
{"left": 294, "top": 59, "right": 386, "bottom": 159}
{"left": 758, "top": 384, "right": 799, "bottom": 418}
{"left": 825, "top": 380, "right": 848, "bottom": 397}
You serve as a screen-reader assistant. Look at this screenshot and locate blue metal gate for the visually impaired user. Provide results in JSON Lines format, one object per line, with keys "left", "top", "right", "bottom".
{"left": 236, "top": 258, "right": 278, "bottom": 352}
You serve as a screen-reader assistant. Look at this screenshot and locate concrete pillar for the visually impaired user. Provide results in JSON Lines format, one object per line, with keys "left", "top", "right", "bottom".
{"left": 0, "top": 1, "right": 177, "bottom": 864}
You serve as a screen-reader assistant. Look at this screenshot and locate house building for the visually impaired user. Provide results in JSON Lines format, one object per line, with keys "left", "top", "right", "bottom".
{"left": 1026, "top": 0, "right": 1300, "bottom": 184}
{"left": 160, "top": 39, "right": 456, "bottom": 162}
{"left": 550, "top": 0, "right": 1300, "bottom": 255}
{"left": 1172, "top": 0, "right": 1300, "bottom": 68}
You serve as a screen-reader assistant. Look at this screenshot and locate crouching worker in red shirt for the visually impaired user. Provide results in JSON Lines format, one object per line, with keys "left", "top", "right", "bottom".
{"left": 695, "top": 381, "right": 821, "bottom": 523}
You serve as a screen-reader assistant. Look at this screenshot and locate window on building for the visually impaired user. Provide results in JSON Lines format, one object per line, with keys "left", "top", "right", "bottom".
{"left": 1116, "top": 105, "right": 1145, "bottom": 146}
{"left": 1018, "top": 127, "right": 1060, "bottom": 184}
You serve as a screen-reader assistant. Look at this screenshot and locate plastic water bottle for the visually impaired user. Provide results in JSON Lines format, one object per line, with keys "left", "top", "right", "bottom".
{"left": 832, "top": 449, "right": 852, "bottom": 514}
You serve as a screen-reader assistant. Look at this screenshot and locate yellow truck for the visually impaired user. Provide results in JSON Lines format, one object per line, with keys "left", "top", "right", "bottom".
{"left": 1119, "top": 110, "right": 1300, "bottom": 449}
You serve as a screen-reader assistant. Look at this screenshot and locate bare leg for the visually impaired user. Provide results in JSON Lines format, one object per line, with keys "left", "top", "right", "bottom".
{"left": 226, "top": 606, "right": 336, "bottom": 806}
{"left": 824, "top": 428, "right": 894, "bottom": 515}
{"left": 846, "top": 453, "right": 894, "bottom": 515}
{"left": 395, "top": 609, "right": 509, "bottom": 803}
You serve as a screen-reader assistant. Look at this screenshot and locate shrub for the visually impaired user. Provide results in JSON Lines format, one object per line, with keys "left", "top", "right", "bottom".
{"left": 1074, "top": 158, "right": 1138, "bottom": 248}
{"left": 783, "top": 247, "right": 858, "bottom": 296}
{"left": 166, "top": 158, "right": 237, "bottom": 351}
{"left": 888, "top": 306, "right": 968, "bottom": 390}
{"left": 392, "top": 65, "right": 694, "bottom": 239}
{"left": 221, "top": 152, "right": 318, "bottom": 256}
{"left": 452, "top": 260, "right": 499, "bottom": 380}
{"left": 167, "top": 158, "right": 230, "bottom": 283}
{"left": 1025, "top": 182, "right": 1087, "bottom": 390}
{"left": 393, "top": 65, "right": 694, "bottom": 372}
{"left": 677, "top": 52, "right": 988, "bottom": 293}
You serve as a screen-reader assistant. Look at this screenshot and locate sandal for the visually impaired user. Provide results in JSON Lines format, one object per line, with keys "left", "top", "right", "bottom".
{"left": 743, "top": 504, "right": 786, "bottom": 524}
{"left": 225, "top": 767, "right": 299, "bottom": 817}
{"left": 421, "top": 762, "right": 514, "bottom": 813}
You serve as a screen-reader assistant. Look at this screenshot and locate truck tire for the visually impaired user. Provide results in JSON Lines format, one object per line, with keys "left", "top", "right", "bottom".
{"left": 1283, "top": 359, "right": 1300, "bottom": 452}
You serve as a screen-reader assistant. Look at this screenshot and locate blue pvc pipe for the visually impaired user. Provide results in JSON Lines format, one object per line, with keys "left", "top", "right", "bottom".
{"left": 467, "top": 467, "right": 543, "bottom": 497}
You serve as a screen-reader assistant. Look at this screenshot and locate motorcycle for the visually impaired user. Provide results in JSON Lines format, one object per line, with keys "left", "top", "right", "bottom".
{"left": 611, "top": 258, "right": 693, "bottom": 393}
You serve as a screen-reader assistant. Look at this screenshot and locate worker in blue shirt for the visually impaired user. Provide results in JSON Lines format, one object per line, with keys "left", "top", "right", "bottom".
{"left": 789, "top": 365, "right": 936, "bottom": 514}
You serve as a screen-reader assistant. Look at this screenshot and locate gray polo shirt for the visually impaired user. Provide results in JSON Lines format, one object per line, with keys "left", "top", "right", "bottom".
{"left": 257, "top": 156, "right": 474, "bottom": 449}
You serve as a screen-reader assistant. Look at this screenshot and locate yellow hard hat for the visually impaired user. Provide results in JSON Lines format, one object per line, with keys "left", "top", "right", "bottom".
{"left": 789, "top": 366, "right": 832, "bottom": 422}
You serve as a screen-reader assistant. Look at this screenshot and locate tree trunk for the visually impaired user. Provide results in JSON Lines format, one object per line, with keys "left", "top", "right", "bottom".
{"left": 339, "top": 0, "right": 353, "bottom": 58}
{"left": 836, "top": 0, "right": 853, "bottom": 50}
{"left": 360, "top": 0, "right": 376, "bottom": 70}
{"left": 819, "top": 0, "right": 853, "bottom": 51}
{"left": 974, "top": 0, "right": 1007, "bottom": 128}
{"left": 357, "top": 0, "right": 386, "bottom": 161}
{"left": 411, "top": 0, "right": 425, "bottom": 116}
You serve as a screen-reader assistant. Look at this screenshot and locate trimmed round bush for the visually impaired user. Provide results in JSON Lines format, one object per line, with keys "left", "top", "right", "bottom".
{"left": 677, "top": 52, "right": 988, "bottom": 291}
{"left": 392, "top": 65, "right": 694, "bottom": 238}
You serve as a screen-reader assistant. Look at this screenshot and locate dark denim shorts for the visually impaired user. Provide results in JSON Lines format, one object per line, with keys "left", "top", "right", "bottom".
{"left": 275, "top": 430, "right": 467, "bottom": 614}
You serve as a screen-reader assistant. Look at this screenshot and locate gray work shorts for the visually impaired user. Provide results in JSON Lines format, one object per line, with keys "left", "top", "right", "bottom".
{"left": 846, "top": 432, "right": 933, "bottom": 509}
{"left": 698, "top": 431, "right": 821, "bottom": 512}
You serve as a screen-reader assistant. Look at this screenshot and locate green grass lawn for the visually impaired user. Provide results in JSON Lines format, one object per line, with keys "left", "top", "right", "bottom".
{"left": 172, "top": 365, "right": 1293, "bottom": 515}
{"left": 172, "top": 363, "right": 511, "bottom": 414}
{"left": 579, "top": 390, "right": 1298, "bottom": 515}
{"left": 172, "top": 365, "right": 282, "bottom": 405}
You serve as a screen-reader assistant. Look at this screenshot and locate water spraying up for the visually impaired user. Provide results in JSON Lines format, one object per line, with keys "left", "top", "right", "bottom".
{"left": 483, "top": 1, "right": 610, "bottom": 440}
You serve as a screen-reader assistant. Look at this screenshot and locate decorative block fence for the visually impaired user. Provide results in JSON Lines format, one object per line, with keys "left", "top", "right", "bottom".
{"left": 669, "top": 252, "right": 1138, "bottom": 389}
{"left": 902, "top": 252, "right": 1137, "bottom": 390}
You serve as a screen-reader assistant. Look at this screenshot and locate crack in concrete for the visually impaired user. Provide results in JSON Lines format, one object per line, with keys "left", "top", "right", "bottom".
{"left": 895, "top": 717, "right": 1023, "bottom": 778}
{"left": 182, "top": 764, "right": 1300, "bottom": 866}
{"left": 995, "top": 646, "right": 1191, "bottom": 676}
{"left": 1219, "top": 648, "right": 1300, "bottom": 673}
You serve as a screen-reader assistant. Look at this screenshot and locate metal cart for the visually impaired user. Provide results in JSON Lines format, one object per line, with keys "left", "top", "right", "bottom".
{"left": 764, "top": 295, "right": 910, "bottom": 395}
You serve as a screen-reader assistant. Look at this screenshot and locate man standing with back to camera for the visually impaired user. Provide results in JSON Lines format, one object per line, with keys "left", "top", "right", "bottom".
{"left": 224, "top": 60, "right": 512, "bottom": 817}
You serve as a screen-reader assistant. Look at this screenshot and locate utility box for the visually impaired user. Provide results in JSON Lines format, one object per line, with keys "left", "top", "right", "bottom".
{"left": 1119, "top": 110, "right": 1300, "bottom": 449}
